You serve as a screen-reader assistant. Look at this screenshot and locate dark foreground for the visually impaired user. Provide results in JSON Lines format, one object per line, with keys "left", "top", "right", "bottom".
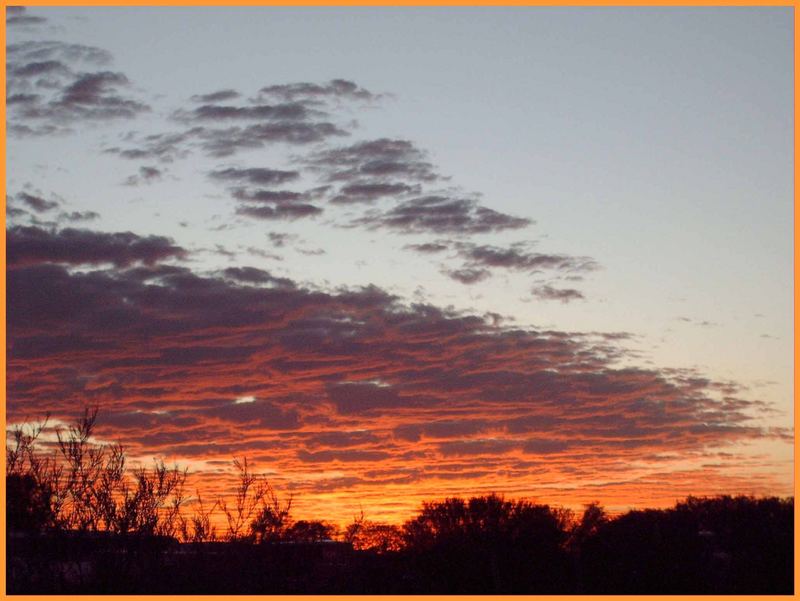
{"left": 8, "top": 496, "right": 793, "bottom": 595}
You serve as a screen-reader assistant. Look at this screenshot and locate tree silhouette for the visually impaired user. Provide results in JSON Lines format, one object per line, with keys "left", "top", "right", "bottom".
{"left": 5, "top": 412, "right": 794, "bottom": 595}
{"left": 401, "top": 494, "right": 572, "bottom": 593}
{"left": 345, "top": 511, "right": 403, "bottom": 552}
{"left": 6, "top": 408, "right": 187, "bottom": 537}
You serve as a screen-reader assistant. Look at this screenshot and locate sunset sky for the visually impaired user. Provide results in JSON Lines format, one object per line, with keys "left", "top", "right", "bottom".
{"left": 6, "top": 6, "right": 793, "bottom": 525}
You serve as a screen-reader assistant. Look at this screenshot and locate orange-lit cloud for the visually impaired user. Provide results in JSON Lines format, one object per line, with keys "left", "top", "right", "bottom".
{"left": 7, "top": 225, "right": 791, "bottom": 525}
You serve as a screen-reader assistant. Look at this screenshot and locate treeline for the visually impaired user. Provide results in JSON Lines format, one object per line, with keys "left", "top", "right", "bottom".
{"left": 6, "top": 410, "right": 794, "bottom": 594}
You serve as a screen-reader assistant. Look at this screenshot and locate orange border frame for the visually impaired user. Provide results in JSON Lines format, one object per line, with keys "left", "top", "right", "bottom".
{"left": 0, "top": 2, "right": 796, "bottom": 600}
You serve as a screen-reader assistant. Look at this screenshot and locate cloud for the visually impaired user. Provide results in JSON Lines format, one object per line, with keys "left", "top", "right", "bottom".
{"left": 176, "top": 102, "right": 315, "bottom": 123}
{"left": 394, "top": 420, "right": 487, "bottom": 442}
{"left": 11, "top": 60, "right": 70, "bottom": 78}
{"left": 7, "top": 40, "right": 112, "bottom": 67}
{"left": 60, "top": 210, "right": 101, "bottom": 223}
{"left": 330, "top": 181, "right": 419, "bottom": 204}
{"left": 7, "top": 206, "right": 29, "bottom": 219}
{"left": 303, "top": 138, "right": 439, "bottom": 183}
{"left": 198, "top": 122, "right": 348, "bottom": 157}
{"left": 7, "top": 36, "right": 788, "bottom": 519}
{"left": 7, "top": 225, "right": 187, "bottom": 268}
{"left": 259, "top": 79, "right": 379, "bottom": 103}
{"left": 297, "top": 449, "right": 393, "bottom": 463}
{"left": 106, "top": 80, "right": 379, "bottom": 161}
{"left": 303, "top": 430, "right": 382, "bottom": 449}
{"left": 111, "top": 122, "right": 348, "bottom": 161}
{"left": 457, "top": 243, "right": 598, "bottom": 274}
{"left": 531, "top": 285, "right": 585, "bottom": 303}
{"left": 354, "top": 195, "right": 531, "bottom": 234}
{"left": 236, "top": 203, "right": 323, "bottom": 220}
{"left": 7, "top": 41, "right": 149, "bottom": 135}
{"left": 190, "top": 89, "right": 240, "bottom": 103}
{"left": 7, "top": 239, "right": 785, "bottom": 518}
{"left": 234, "top": 190, "right": 305, "bottom": 203}
{"left": 404, "top": 242, "right": 449, "bottom": 254}
{"left": 209, "top": 167, "right": 300, "bottom": 186}
{"left": 203, "top": 399, "right": 300, "bottom": 430}
{"left": 298, "top": 247, "right": 325, "bottom": 256}
{"left": 17, "top": 192, "right": 60, "bottom": 213}
{"left": 438, "top": 242, "right": 598, "bottom": 291}
{"left": 326, "top": 381, "right": 405, "bottom": 414}
{"left": 221, "top": 266, "right": 294, "bottom": 288}
{"left": 124, "top": 166, "right": 163, "bottom": 186}
{"left": 445, "top": 267, "right": 491, "bottom": 284}
{"left": 267, "top": 232, "right": 297, "bottom": 248}
{"left": 7, "top": 7, "right": 46, "bottom": 26}
{"left": 438, "top": 439, "right": 518, "bottom": 457}
{"left": 207, "top": 169, "right": 326, "bottom": 222}
{"left": 104, "top": 131, "right": 195, "bottom": 163}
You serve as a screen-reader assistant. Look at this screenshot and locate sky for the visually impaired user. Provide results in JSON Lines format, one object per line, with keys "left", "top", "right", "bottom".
{"left": 6, "top": 6, "right": 794, "bottom": 525}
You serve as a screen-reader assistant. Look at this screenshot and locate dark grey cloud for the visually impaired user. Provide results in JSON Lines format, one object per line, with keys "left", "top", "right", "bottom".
{"left": 206, "top": 167, "right": 327, "bottom": 222}
{"left": 176, "top": 102, "right": 314, "bottom": 123}
{"left": 8, "top": 93, "right": 42, "bottom": 106}
{"left": 394, "top": 420, "right": 487, "bottom": 442}
{"left": 445, "top": 267, "right": 491, "bottom": 285}
{"left": 456, "top": 242, "right": 599, "bottom": 273}
{"left": 404, "top": 242, "right": 449, "bottom": 254}
{"left": 221, "top": 266, "right": 294, "bottom": 288}
{"left": 7, "top": 7, "right": 46, "bottom": 26}
{"left": 268, "top": 232, "right": 297, "bottom": 248}
{"left": 7, "top": 206, "right": 28, "bottom": 219}
{"left": 108, "top": 122, "right": 346, "bottom": 161}
{"left": 99, "top": 409, "right": 200, "bottom": 432}
{"left": 676, "top": 316, "right": 719, "bottom": 328}
{"left": 197, "top": 122, "right": 347, "bottom": 157}
{"left": 107, "top": 80, "right": 378, "bottom": 161}
{"left": 259, "top": 79, "right": 379, "bottom": 103}
{"left": 104, "top": 130, "right": 196, "bottom": 162}
{"left": 236, "top": 203, "right": 323, "bottom": 221}
{"left": 326, "top": 382, "right": 404, "bottom": 414}
{"left": 435, "top": 242, "right": 598, "bottom": 292}
{"left": 190, "top": 89, "right": 241, "bottom": 103}
{"left": 203, "top": 399, "right": 300, "bottom": 430}
{"left": 354, "top": 195, "right": 531, "bottom": 234}
{"left": 124, "top": 166, "right": 163, "bottom": 186}
{"left": 7, "top": 41, "right": 148, "bottom": 135}
{"left": 303, "top": 430, "right": 381, "bottom": 449}
{"left": 11, "top": 60, "right": 69, "bottom": 78}
{"left": 45, "top": 71, "right": 150, "bottom": 121}
{"left": 209, "top": 167, "right": 300, "bottom": 186}
{"left": 522, "top": 439, "right": 569, "bottom": 454}
{"left": 17, "top": 192, "right": 59, "bottom": 213}
{"left": 232, "top": 189, "right": 304, "bottom": 203}
{"left": 59, "top": 210, "right": 101, "bottom": 223}
{"left": 531, "top": 285, "right": 585, "bottom": 303}
{"left": 298, "top": 247, "right": 325, "bottom": 256}
{"left": 303, "top": 138, "right": 439, "bottom": 184}
{"left": 7, "top": 225, "right": 187, "bottom": 268}
{"left": 7, "top": 40, "right": 112, "bottom": 67}
{"left": 331, "top": 181, "right": 419, "bottom": 204}
{"left": 246, "top": 246, "right": 283, "bottom": 260}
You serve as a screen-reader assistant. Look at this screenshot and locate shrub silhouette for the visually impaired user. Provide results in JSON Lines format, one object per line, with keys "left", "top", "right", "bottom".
{"left": 6, "top": 408, "right": 187, "bottom": 537}
{"left": 6, "top": 473, "right": 56, "bottom": 532}
{"left": 283, "top": 519, "right": 337, "bottom": 543}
